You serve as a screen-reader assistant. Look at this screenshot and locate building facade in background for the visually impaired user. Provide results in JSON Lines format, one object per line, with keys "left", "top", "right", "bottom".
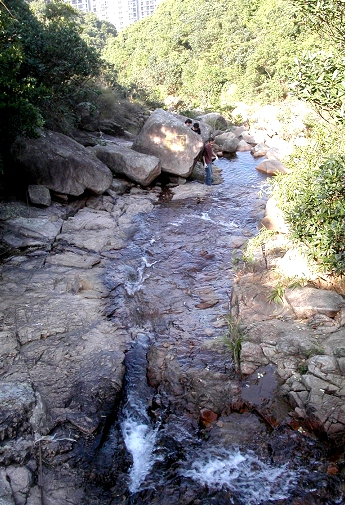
{"left": 67, "top": 0, "right": 163, "bottom": 31}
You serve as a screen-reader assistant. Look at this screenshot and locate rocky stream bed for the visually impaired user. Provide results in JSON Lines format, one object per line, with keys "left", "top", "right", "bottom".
{"left": 0, "top": 152, "right": 345, "bottom": 504}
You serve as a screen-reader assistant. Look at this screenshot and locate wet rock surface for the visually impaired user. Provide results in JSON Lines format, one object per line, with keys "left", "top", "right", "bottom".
{"left": 0, "top": 152, "right": 344, "bottom": 503}
{"left": 230, "top": 236, "right": 345, "bottom": 443}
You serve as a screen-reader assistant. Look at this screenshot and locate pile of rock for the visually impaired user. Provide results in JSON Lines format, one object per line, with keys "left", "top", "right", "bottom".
{"left": 11, "top": 103, "right": 307, "bottom": 208}
{"left": 230, "top": 233, "right": 345, "bottom": 444}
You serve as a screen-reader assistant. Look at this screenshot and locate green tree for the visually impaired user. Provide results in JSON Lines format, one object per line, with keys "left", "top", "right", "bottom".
{"left": 0, "top": 0, "right": 43, "bottom": 170}
{"left": 267, "top": 1, "right": 345, "bottom": 276}
{"left": 0, "top": 0, "right": 104, "bottom": 171}
{"left": 291, "top": 0, "right": 345, "bottom": 123}
{"left": 291, "top": 0, "right": 345, "bottom": 47}
{"left": 27, "top": 0, "right": 101, "bottom": 100}
{"left": 80, "top": 11, "right": 117, "bottom": 52}
{"left": 103, "top": 0, "right": 314, "bottom": 110}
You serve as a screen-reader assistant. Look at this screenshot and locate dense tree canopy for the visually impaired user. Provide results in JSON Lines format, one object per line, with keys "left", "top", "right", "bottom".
{"left": 0, "top": 0, "right": 102, "bottom": 170}
{"left": 80, "top": 11, "right": 117, "bottom": 52}
{"left": 102, "top": 0, "right": 317, "bottom": 110}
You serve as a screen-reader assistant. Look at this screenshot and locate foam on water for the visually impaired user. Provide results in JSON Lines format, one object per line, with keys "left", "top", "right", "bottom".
{"left": 121, "top": 418, "right": 158, "bottom": 493}
{"left": 119, "top": 334, "right": 160, "bottom": 494}
{"left": 171, "top": 211, "right": 239, "bottom": 230}
{"left": 181, "top": 448, "right": 298, "bottom": 504}
{"left": 124, "top": 256, "right": 157, "bottom": 296}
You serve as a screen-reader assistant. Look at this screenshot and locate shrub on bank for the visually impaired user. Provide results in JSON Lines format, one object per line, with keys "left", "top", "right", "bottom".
{"left": 271, "top": 134, "right": 345, "bottom": 275}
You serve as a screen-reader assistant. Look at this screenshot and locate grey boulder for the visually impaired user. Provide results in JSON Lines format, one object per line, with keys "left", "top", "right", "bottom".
{"left": 92, "top": 143, "right": 161, "bottom": 186}
{"left": 12, "top": 130, "right": 113, "bottom": 196}
{"left": 132, "top": 109, "right": 204, "bottom": 178}
{"left": 196, "top": 112, "right": 228, "bottom": 130}
{"left": 28, "top": 184, "right": 51, "bottom": 207}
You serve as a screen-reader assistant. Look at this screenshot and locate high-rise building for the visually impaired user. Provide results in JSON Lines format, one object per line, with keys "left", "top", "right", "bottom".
{"left": 66, "top": 0, "right": 164, "bottom": 31}
{"left": 69, "top": 0, "right": 92, "bottom": 14}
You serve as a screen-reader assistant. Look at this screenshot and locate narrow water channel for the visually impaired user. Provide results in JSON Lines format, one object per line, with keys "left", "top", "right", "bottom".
{"left": 89, "top": 152, "right": 344, "bottom": 504}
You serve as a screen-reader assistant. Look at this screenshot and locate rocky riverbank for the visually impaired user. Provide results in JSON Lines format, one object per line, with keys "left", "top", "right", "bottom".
{"left": 1, "top": 170, "right": 345, "bottom": 504}
{"left": 230, "top": 234, "right": 345, "bottom": 443}
{"left": 0, "top": 180, "right": 216, "bottom": 504}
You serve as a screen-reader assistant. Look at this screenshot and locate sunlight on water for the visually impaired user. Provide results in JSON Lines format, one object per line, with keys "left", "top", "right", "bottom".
{"left": 122, "top": 418, "right": 158, "bottom": 493}
{"left": 168, "top": 211, "right": 239, "bottom": 230}
{"left": 181, "top": 448, "right": 298, "bottom": 504}
{"left": 214, "top": 152, "right": 267, "bottom": 187}
{"left": 199, "top": 212, "right": 239, "bottom": 228}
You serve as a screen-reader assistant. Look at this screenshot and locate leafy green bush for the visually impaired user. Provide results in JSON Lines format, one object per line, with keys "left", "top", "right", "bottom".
{"left": 292, "top": 51, "right": 345, "bottom": 125}
{"left": 291, "top": 0, "right": 345, "bottom": 125}
{"left": 272, "top": 150, "right": 345, "bottom": 275}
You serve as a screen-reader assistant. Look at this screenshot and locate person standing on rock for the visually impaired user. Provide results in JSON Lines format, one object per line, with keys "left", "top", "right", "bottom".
{"left": 203, "top": 137, "right": 215, "bottom": 186}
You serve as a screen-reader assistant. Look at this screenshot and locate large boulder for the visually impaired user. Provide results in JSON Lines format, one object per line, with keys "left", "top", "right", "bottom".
{"left": 12, "top": 130, "right": 113, "bottom": 196}
{"left": 174, "top": 114, "right": 212, "bottom": 142}
{"left": 91, "top": 143, "right": 161, "bottom": 187}
{"left": 256, "top": 159, "right": 289, "bottom": 175}
{"left": 237, "top": 140, "right": 252, "bottom": 152}
{"left": 69, "top": 129, "right": 98, "bottom": 147}
{"left": 75, "top": 102, "right": 100, "bottom": 132}
{"left": 214, "top": 132, "right": 236, "bottom": 148}
{"left": 132, "top": 109, "right": 204, "bottom": 178}
{"left": 222, "top": 136, "right": 240, "bottom": 154}
{"left": 99, "top": 119, "right": 125, "bottom": 137}
{"left": 242, "top": 130, "right": 266, "bottom": 145}
{"left": 196, "top": 112, "right": 228, "bottom": 130}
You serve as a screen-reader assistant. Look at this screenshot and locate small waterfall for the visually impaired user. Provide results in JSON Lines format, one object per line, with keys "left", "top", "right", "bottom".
{"left": 120, "top": 334, "right": 159, "bottom": 494}
{"left": 122, "top": 420, "right": 158, "bottom": 493}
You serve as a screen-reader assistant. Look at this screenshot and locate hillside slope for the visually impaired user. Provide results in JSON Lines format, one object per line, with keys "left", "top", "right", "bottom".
{"left": 102, "top": 0, "right": 319, "bottom": 110}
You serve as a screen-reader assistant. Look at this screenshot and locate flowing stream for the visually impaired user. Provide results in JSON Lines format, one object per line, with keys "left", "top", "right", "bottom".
{"left": 90, "top": 152, "right": 344, "bottom": 504}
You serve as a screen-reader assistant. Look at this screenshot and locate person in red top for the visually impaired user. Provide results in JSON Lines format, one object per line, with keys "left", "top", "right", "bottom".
{"left": 203, "top": 137, "right": 215, "bottom": 186}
